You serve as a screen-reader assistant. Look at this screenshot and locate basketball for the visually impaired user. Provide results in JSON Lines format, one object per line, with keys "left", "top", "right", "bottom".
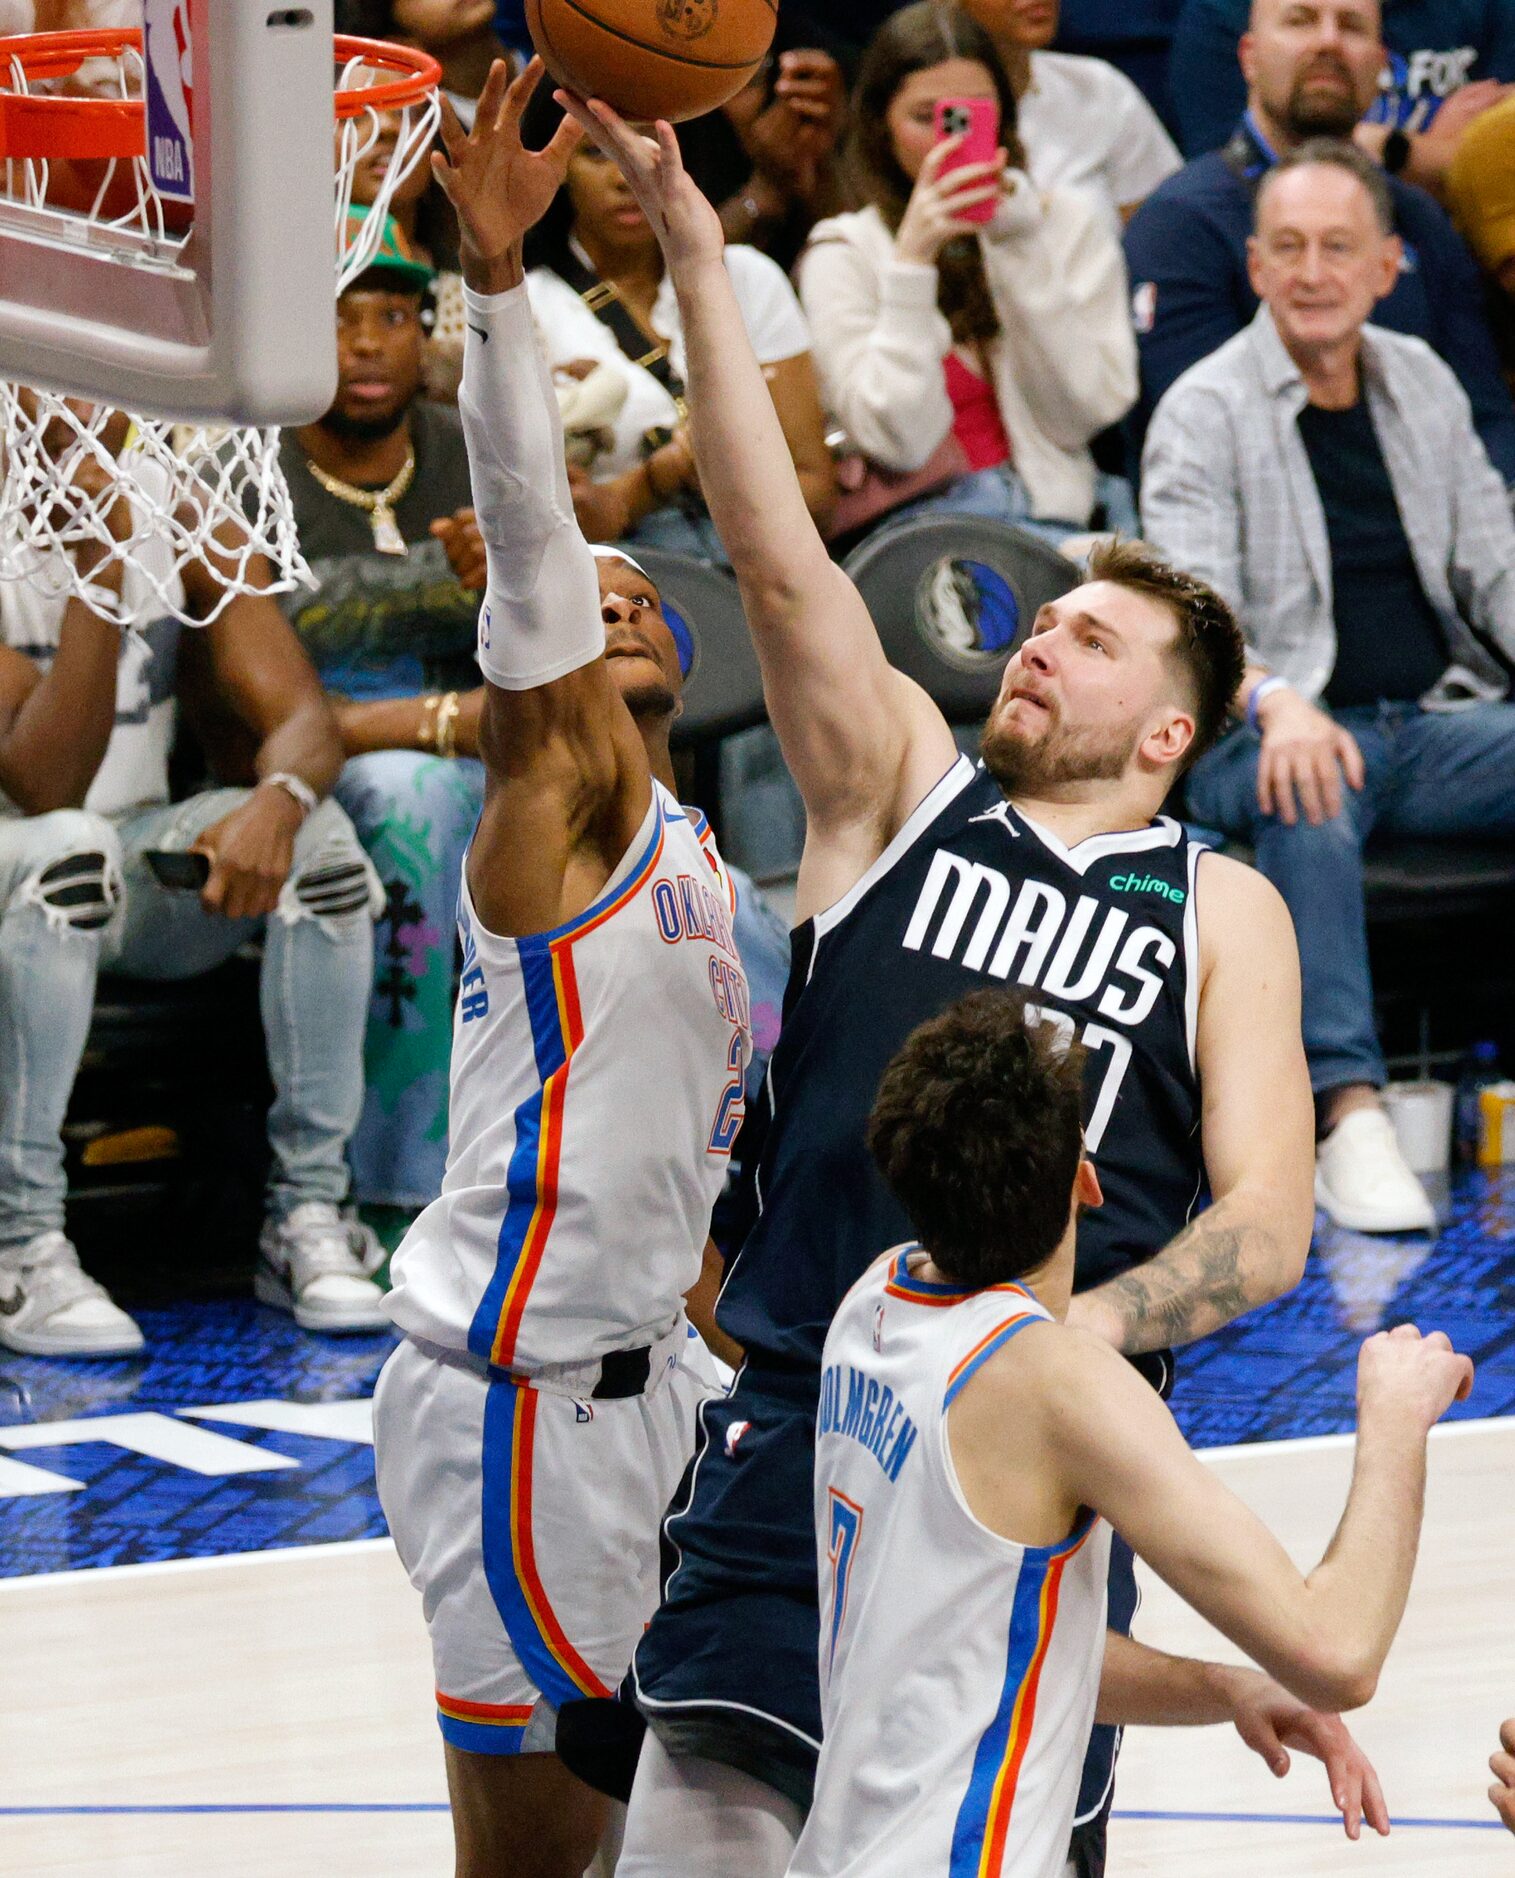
{"left": 525, "top": 0, "right": 777, "bottom": 124}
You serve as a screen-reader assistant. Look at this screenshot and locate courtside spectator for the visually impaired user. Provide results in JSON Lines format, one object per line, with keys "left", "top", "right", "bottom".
{"left": 1124, "top": 0, "right": 1515, "bottom": 479}
{"left": 955, "top": 0, "right": 1182, "bottom": 227}
{"left": 0, "top": 435, "right": 385, "bottom": 1355}
{"left": 519, "top": 87, "right": 835, "bottom": 563}
{"left": 1446, "top": 93, "right": 1515, "bottom": 389}
{"left": 676, "top": 24, "right": 850, "bottom": 273}
{"left": 1169, "top": 0, "right": 1515, "bottom": 176}
{"left": 1142, "top": 142, "right": 1515, "bottom": 1234}
{"left": 281, "top": 209, "right": 484, "bottom": 1235}
{"left": 798, "top": 3, "right": 1137, "bottom": 546}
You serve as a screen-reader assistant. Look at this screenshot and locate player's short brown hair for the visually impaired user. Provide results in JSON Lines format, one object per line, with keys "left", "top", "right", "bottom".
{"left": 1085, "top": 538, "right": 1246, "bottom": 771}
{"left": 867, "top": 989, "right": 1086, "bottom": 1289}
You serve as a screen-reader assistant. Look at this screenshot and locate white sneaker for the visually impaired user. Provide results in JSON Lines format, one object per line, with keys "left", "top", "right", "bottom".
{"left": 1315, "top": 1107, "right": 1437, "bottom": 1235}
{"left": 0, "top": 1231, "right": 145, "bottom": 1358}
{"left": 256, "top": 1202, "right": 389, "bottom": 1333}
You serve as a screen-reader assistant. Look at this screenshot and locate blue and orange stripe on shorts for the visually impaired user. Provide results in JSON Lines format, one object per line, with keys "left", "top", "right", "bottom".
{"left": 435, "top": 1691, "right": 536, "bottom": 1756}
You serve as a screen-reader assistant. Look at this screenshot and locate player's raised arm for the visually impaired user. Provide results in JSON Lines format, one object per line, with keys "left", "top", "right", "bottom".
{"left": 1052, "top": 1319, "right": 1473, "bottom": 1715}
{"left": 432, "top": 61, "right": 652, "bottom": 936}
{"left": 556, "top": 98, "right": 957, "bottom": 906}
{"left": 1069, "top": 853, "right": 1315, "bottom": 1355}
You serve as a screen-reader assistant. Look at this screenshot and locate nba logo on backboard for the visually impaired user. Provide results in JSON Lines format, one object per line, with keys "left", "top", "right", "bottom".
{"left": 143, "top": 0, "right": 195, "bottom": 204}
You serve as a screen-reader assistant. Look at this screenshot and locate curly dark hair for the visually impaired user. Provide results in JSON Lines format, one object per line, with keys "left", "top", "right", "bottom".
{"left": 1085, "top": 538, "right": 1247, "bottom": 771}
{"left": 843, "top": 2, "right": 1024, "bottom": 348}
{"left": 867, "top": 989, "right": 1086, "bottom": 1288}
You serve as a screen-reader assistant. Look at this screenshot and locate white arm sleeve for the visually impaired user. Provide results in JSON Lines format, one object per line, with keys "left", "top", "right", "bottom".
{"left": 459, "top": 280, "right": 604, "bottom": 691}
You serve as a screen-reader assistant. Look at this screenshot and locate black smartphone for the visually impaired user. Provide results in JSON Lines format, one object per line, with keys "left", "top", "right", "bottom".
{"left": 143, "top": 848, "right": 210, "bottom": 892}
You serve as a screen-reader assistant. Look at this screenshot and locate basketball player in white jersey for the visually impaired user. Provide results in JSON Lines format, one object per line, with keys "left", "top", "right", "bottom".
{"left": 370, "top": 61, "right": 749, "bottom": 1878}
{"left": 797, "top": 988, "right": 1469, "bottom": 1877}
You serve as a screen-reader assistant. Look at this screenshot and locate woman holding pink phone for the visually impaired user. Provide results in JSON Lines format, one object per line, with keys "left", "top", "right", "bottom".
{"left": 797, "top": 2, "right": 1138, "bottom": 550}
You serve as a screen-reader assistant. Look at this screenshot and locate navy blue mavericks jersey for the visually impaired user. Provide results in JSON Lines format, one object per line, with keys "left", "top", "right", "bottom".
{"left": 718, "top": 756, "right": 1205, "bottom": 1372}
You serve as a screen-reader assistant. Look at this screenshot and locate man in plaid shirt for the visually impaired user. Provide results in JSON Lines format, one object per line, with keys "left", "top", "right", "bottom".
{"left": 1142, "top": 137, "right": 1515, "bottom": 1237}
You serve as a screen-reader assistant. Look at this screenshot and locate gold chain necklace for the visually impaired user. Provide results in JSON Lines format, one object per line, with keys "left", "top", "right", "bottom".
{"left": 305, "top": 447, "right": 416, "bottom": 555}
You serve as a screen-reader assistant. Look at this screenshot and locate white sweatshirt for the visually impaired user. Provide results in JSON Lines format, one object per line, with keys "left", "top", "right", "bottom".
{"left": 796, "top": 187, "right": 1138, "bottom": 524}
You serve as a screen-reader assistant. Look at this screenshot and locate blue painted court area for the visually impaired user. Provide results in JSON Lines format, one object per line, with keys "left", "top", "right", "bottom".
{"left": 0, "top": 1171, "right": 1510, "bottom": 1579}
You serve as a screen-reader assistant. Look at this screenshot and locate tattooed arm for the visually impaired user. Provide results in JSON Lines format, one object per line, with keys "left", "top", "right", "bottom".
{"left": 1068, "top": 852, "right": 1315, "bottom": 1356}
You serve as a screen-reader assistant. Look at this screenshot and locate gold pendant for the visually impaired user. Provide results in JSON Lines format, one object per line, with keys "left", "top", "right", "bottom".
{"left": 371, "top": 502, "right": 408, "bottom": 556}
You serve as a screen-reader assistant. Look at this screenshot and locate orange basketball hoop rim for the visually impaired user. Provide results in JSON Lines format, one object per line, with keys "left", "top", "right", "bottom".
{"left": 0, "top": 31, "right": 441, "bottom": 164}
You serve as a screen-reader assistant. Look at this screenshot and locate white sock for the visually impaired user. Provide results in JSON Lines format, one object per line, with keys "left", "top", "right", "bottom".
{"left": 615, "top": 1732, "right": 803, "bottom": 1877}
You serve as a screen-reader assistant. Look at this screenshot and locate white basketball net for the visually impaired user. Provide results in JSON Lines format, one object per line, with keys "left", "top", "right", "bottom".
{"left": 0, "top": 35, "right": 441, "bottom": 628}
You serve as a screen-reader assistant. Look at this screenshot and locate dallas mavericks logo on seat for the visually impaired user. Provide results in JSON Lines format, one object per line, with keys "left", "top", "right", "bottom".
{"left": 914, "top": 559, "right": 1020, "bottom": 673}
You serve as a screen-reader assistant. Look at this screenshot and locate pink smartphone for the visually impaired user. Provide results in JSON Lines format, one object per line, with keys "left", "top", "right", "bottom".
{"left": 933, "top": 97, "right": 1002, "bottom": 225}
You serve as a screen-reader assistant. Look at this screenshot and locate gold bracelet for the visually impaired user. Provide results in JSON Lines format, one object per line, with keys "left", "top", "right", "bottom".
{"left": 435, "top": 691, "right": 462, "bottom": 761}
{"left": 417, "top": 693, "right": 442, "bottom": 751}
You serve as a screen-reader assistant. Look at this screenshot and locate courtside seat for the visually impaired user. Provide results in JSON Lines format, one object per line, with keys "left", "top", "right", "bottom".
{"left": 65, "top": 960, "right": 270, "bottom": 1296}
{"left": 843, "top": 516, "right": 1078, "bottom": 722}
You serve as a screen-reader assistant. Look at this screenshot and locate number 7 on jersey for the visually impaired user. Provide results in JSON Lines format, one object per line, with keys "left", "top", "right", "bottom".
{"left": 825, "top": 1487, "right": 864, "bottom": 1677}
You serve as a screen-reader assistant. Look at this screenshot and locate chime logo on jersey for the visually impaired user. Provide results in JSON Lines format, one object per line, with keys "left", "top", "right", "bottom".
{"left": 901, "top": 849, "right": 1176, "bottom": 1028}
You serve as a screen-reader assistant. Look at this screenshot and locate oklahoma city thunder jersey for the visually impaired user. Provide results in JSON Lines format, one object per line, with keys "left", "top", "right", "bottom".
{"left": 792, "top": 1250, "right": 1111, "bottom": 1878}
{"left": 720, "top": 755, "right": 1203, "bottom": 1386}
{"left": 386, "top": 780, "right": 750, "bottom": 1372}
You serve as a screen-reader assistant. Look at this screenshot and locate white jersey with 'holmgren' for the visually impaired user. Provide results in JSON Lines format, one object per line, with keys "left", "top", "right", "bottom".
{"left": 386, "top": 779, "right": 749, "bottom": 1374}
{"left": 793, "top": 1249, "right": 1112, "bottom": 1878}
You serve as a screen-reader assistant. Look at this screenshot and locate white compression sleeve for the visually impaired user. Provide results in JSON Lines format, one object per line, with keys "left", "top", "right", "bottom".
{"left": 459, "top": 280, "right": 604, "bottom": 691}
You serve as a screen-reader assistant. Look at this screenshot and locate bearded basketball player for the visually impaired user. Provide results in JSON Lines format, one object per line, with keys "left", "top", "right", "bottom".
{"left": 551, "top": 94, "right": 1326, "bottom": 1878}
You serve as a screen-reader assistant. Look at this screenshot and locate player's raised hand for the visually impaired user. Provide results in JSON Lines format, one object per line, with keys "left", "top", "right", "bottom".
{"left": 1228, "top": 1673, "right": 1390, "bottom": 1841}
{"left": 553, "top": 93, "right": 725, "bottom": 276}
{"left": 431, "top": 56, "right": 583, "bottom": 268}
{"left": 1357, "top": 1323, "right": 1474, "bottom": 1434}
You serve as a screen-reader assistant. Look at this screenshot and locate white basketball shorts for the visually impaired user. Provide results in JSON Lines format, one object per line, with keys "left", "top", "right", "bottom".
{"left": 373, "top": 1319, "right": 718, "bottom": 1756}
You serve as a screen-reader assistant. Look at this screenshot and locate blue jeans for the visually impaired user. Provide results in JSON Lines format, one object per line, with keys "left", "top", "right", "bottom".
{"left": 887, "top": 464, "right": 1139, "bottom": 547}
{"left": 0, "top": 811, "right": 122, "bottom": 1249}
{"left": 1184, "top": 701, "right": 1515, "bottom": 1094}
{"left": 335, "top": 750, "right": 485, "bottom": 1209}
{"left": 105, "top": 789, "right": 377, "bottom": 1219}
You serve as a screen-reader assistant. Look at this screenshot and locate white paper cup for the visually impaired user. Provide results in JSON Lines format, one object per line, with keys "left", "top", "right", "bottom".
{"left": 1381, "top": 1079, "right": 1455, "bottom": 1176}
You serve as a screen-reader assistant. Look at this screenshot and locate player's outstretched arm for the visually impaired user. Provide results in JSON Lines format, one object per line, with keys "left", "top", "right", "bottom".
{"left": 1054, "top": 1321, "right": 1473, "bottom": 1714}
{"left": 1069, "top": 854, "right": 1314, "bottom": 1355}
{"left": 433, "top": 61, "right": 652, "bottom": 937}
{"left": 1096, "top": 1632, "right": 1389, "bottom": 1841}
{"left": 556, "top": 98, "right": 957, "bottom": 912}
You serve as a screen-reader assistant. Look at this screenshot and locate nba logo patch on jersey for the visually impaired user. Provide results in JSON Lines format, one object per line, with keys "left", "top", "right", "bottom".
{"left": 872, "top": 1303, "right": 886, "bottom": 1353}
{"left": 574, "top": 1400, "right": 595, "bottom": 1423}
{"left": 725, "top": 1419, "right": 751, "bottom": 1457}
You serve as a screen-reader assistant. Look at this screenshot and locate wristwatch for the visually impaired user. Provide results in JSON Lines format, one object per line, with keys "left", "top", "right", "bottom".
{"left": 1381, "top": 128, "right": 1413, "bottom": 176}
{"left": 261, "top": 771, "right": 319, "bottom": 819}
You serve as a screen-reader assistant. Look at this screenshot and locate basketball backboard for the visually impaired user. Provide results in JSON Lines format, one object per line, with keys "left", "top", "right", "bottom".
{"left": 0, "top": 0, "right": 339, "bottom": 425}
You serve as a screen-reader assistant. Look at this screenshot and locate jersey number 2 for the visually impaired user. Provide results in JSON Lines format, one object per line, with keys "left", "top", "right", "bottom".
{"left": 708, "top": 1030, "right": 746, "bottom": 1155}
{"left": 825, "top": 1487, "right": 864, "bottom": 1677}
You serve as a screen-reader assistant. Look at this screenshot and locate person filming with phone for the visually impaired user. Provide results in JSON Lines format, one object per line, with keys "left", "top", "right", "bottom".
{"left": 0, "top": 417, "right": 387, "bottom": 1360}
{"left": 796, "top": 2, "right": 1138, "bottom": 550}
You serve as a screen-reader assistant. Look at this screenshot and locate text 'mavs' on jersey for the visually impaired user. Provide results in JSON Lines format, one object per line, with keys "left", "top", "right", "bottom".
{"left": 386, "top": 780, "right": 750, "bottom": 1372}
{"left": 719, "top": 756, "right": 1204, "bottom": 1373}
{"left": 791, "top": 1251, "right": 1111, "bottom": 1878}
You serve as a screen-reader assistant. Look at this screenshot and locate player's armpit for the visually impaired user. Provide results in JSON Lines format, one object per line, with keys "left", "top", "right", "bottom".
{"left": 1049, "top": 1334, "right": 1379, "bottom": 1714}
{"left": 1070, "top": 855, "right": 1313, "bottom": 1354}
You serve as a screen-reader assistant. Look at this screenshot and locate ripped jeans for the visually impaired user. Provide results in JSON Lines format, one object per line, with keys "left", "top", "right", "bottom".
{"left": 105, "top": 789, "right": 377, "bottom": 1223}
{"left": 0, "top": 790, "right": 377, "bottom": 1250}
{"left": 0, "top": 810, "right": 122, "bottom": 1250}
